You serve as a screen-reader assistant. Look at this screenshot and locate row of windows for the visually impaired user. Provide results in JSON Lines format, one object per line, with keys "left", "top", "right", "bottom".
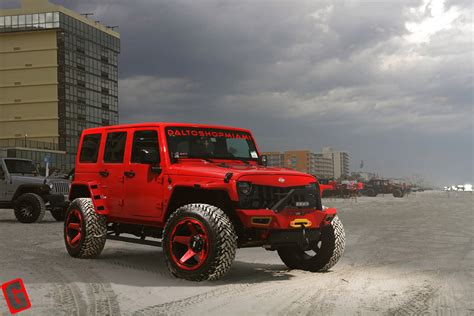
{"left": 65, "top": 107, "right": 117, "bottom": 121}
{"left": 0, "top": 12, "right": 120, "bottom": 53}
{"left": 60, "top": 13, "right": 119, "bottom": 52}
{"left": 0, "top": 12, "right": 60, "bottom": 31}
{"left": 65, "top": 53, "right": 118, "bottom": 80}
{"left": 64, "top": 92, "right": 118, "bottom": 111}
{"left": 80, "top": 131, "right": 160, "bottom": 164}
{"left": 64, "top": 40, "right": 118, "bottom": 67}
{"left": 64, "top": 75, "right": 118, "bottom": 95}
{"left": 65, "top": 91, "right": 118, "bottom": 109}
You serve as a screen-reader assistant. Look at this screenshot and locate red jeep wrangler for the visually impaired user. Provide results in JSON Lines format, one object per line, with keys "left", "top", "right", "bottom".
{"left": 65, "top": 123, "right": 345, "bottom": 281}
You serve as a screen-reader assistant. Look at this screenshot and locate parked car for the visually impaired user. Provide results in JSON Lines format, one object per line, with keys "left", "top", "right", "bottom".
{"left": 64, "top": 123, "right": 345, "bottom": 281}
{"left": 0, "top": 158, "right": 70, "bottom": 223}
{"left": 362, "top": 179, "right": 408, "bottom": 198}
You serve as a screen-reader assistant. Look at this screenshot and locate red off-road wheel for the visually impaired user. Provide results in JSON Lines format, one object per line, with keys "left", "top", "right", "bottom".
{"left": 277, "top": 216, "right": 345, "bottom": 272}
{"left": 64, "top": 198, "right": 106, "bottom": 258}
{"left": 163, "top": 204, "right": 237, "bottom": 281}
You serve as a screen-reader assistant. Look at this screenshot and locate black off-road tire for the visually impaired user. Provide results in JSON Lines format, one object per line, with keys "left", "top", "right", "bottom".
{"left": 392, "top": 189, "right": 403, "bottom": 198}
{"left": 366, "top": 188, "right": 377, "bottom": 197}
{"left": 51, "top": 208, "right": 66, "bottom": 221}
{"left": 64, "top": 198, "right": 107, "bottom": 258}
{"left": 277, "top": 215, "right": 345, "bottom": 272}
{"left": 14, "top": 193, "right": 46, "bottom": 223}
{"left": 163, "top": 203, "right": 237, "bottom": 281}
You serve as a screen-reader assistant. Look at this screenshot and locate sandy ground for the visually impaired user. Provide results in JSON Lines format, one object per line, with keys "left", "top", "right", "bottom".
{"left": 0, "top": 191, "right": 472, "bottom": 315}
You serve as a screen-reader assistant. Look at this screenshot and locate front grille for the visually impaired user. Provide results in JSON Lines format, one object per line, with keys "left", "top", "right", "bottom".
{"left": 238, "top": 184, "right": 321, "bottom": 210}
{"left": 51, "top": 181, "right": 70, "bottom": 195}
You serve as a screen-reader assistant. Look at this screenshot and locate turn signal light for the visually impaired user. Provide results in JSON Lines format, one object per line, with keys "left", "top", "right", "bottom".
{"left": 251, "top": 217, "right": 271, "bottom": 226}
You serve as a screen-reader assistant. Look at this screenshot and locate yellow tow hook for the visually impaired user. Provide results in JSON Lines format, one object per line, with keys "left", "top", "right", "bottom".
{"left": 290, "top": 219, "right": 312, "bottom": 248}
{"left": 290, "top": 218, "right": 312, "bottom": 228}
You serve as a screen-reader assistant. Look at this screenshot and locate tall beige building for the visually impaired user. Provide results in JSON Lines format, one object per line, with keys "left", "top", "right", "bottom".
{"left": 0, "top": 0, "right": 119, "bottom": 171}
{"left": 321, "top": 146, "right": 350, "bottom": 179}
{"left": 262, "top": 150, "right": 334, "bottom": 179}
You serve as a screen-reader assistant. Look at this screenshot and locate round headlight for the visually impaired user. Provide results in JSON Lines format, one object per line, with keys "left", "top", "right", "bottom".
{"left": 48, "top": 183, "right": 54, "bottom": 190}
{"left": 237, "top": 182, "right": 252, "bottom": 195}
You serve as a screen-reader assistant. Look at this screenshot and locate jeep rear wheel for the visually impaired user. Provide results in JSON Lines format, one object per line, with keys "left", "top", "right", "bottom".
{"left": 277, "top": 215, "right": 345, "bottom": 272}
{"left": 366, "top": 188, "right": 377, "bottom": 197}
{"left": 392, "top": 189, "right": 403, "bottom": 198}
{"left": 163, "top": 203, "right": 237, "bottom": 281}
{"left": 14, "top": 193, "right": 46, "bottom": 223}
{"left": 64, "top": 198, "right": 106, "bottom": 258}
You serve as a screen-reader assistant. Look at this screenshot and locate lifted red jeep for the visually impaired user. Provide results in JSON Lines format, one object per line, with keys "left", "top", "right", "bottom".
{"left": 65, "top": 123, "right": 345, "bottom": 281}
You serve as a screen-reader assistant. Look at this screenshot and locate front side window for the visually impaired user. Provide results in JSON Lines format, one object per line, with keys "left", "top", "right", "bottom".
{"left": 131, "top": 130, "right": 159, "bottom": 163}
{"left": 79, "top": 134, "right": 101, "bottom": 163}
{"left": 4, "top": 159, "right": 38, "bottom": 176}
{"left": 103, "top": 132, "right": 126, "bottom": 163}
{"left": 166, "top": 127, "right": 259, "bottom": 161}
{"left": 0, "top": 165, "right": 5, "bottom": 180}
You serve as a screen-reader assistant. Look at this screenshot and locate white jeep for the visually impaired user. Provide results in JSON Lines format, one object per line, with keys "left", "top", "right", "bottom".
{"left": 0, "top": 158, "right": 70, "bottom": 223}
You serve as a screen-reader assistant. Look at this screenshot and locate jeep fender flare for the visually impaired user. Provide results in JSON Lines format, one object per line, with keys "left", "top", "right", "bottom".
{"left": 164, "top": 184, "right": 242, "bottom": 232}
{"left": 69, "top": 181, "right": 109, "bottom": 215}
{"left": 13, "top": 184, "right": 50, "bottom": 201}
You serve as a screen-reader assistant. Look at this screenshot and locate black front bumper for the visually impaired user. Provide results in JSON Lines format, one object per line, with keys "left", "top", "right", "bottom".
{"left": 43, "top": 194, "right": 68, "bottom": 208}
{"left": 264, "top": 229, "right": 321, "bottom": 250}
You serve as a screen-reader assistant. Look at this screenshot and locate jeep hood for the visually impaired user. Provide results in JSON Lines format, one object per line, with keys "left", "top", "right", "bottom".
{"left": 168, "top": 162, "right": 315, "bottom": 186}
{"left": 10, "top": 175, "right": 46, "bottom": 185}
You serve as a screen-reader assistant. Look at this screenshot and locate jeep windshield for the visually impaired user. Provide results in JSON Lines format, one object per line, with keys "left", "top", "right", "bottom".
{"left": 166, "top": 127, "right": 259, "bottom": 162}
{"left": 4, "top": 159, "right": 38, "bottom": 176}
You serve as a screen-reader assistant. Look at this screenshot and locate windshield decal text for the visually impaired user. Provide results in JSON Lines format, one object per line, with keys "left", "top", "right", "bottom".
{"left": 167, "top": 129, "right": 252, "bottom": 140}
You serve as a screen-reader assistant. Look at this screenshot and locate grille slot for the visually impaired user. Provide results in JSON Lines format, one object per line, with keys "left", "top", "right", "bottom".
{"left": 239, "top": 184, "right": 321, "bottom": 210}
{"left": 51, "top": 181, "right": 70, "bottom": 195}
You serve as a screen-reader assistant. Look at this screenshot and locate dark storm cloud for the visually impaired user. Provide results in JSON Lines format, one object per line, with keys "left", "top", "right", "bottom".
{"left": 51, "top": 0, "right": 473, "bottom": 185}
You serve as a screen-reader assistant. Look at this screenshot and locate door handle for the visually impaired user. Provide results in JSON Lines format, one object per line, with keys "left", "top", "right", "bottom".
{"left": 124, "top": 171, "right": 136, "bottom": 178}
{"left": 99, "top": 170, "right": 109, "bottom": 177}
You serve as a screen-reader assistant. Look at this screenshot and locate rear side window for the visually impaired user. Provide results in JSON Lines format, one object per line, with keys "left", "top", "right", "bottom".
{"left": 79, "top": 134, "right": 101, "bottom": 163}
{"left": 104, "top": 132, "right": 127, "bottom": 163}
{"left": 131, "top": 130, "right": 159, "bottom": 163}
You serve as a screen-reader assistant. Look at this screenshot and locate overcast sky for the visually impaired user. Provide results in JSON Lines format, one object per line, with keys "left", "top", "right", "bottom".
{"left": 4, "top": 0, "right": 472, "bottom": 185}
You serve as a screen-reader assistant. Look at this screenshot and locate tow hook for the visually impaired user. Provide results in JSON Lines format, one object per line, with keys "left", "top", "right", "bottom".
{"left": 290, "top": 218, "right": 312, "bottom": 228}
{"left": 298, "top": 224, "right": 310, "bottom": 249}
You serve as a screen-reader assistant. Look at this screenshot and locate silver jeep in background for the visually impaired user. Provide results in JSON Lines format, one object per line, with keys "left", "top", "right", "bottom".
{"left": 0, "top": 158, "right": 70, "bottom": 223}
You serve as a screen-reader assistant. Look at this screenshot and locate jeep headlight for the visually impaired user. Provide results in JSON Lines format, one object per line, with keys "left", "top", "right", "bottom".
{"left": 237, "top": 182, "right": 252, "bottom": 195}
{"left": 48, "top": 183, "right": 54, "bottom": 190}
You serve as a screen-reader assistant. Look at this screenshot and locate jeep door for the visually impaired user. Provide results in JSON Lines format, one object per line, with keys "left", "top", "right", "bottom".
{"left": 101, "top": 129, "right": 129, "bottom": 216}
{"left": 124, "top": 128, "right": 164, "bottom": 218}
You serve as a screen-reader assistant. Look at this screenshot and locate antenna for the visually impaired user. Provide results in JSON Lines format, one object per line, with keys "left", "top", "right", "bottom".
{"left": 80, "top": 13, "right": 94, "bottom": 18}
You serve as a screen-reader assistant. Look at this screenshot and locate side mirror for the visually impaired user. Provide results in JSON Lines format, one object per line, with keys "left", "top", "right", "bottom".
{"left": 259, "top": 155, "right": 268, "bottom": 166}
{"left": 139, "top": 148, "right": 160, "bottom": 164}
{"left": 0, "top": 169, "right": 5, "bottom": 180}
